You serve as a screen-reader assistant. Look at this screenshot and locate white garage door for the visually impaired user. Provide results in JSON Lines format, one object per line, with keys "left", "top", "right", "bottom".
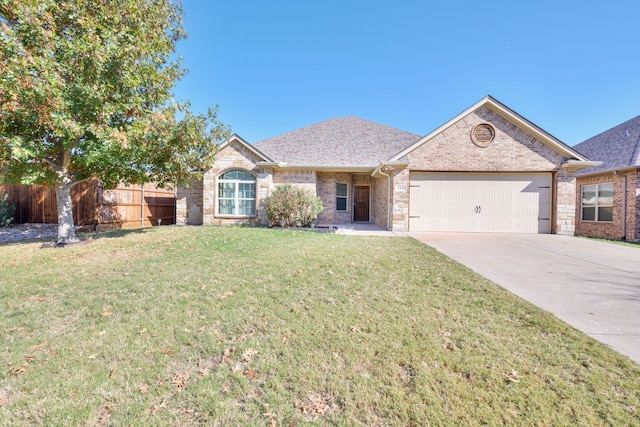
{"left": 409, "top": 173, "right": 551, "bottom": 233}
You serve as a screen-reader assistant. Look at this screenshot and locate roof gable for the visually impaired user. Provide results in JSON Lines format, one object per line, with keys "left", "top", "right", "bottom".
{"left": 573, "top": 114, "right": 640, "bottom": 175}
{"left": 218, "top": 134, "right": 273, "bottom": 162}
{"left": 253, "top": 116, "right": 421, "bottom": 168}
{"left": 390, "top": 96, "right": 589, "bottom": 163}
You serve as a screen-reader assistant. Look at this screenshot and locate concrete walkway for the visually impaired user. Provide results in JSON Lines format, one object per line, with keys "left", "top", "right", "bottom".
{"left": 409, "top": 232, "right": 640, "bottom": 364}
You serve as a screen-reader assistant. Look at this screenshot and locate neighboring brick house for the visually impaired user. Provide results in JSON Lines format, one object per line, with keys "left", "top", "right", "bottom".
{"left": 177, "top": 96, "right": 598, "bottom": 234}
{"left": 573, "top": 115, "right": 640, "bottom": 241}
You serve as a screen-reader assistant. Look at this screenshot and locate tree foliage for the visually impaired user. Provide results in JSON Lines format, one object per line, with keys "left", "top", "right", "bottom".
{"left": 0, "top": 191, "right": 15, "bottom": 227}
{"left": 0, "top": 0, "right": 229, "bottom": 243}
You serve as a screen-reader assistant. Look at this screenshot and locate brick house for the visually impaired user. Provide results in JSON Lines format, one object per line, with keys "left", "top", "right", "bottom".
{"left": 176, "top": 96, "right": 598, "bottom": 234}
{"left": 573, "top": 115, "right": 640, "bottom": 241}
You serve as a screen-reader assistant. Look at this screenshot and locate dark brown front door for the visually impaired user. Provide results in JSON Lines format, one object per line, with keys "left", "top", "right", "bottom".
{"left": 353, "top": 186, "right": 370, "bottom": 222}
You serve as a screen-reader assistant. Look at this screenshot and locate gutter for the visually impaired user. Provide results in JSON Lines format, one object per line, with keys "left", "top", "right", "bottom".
{"left": 575, "top": 165, "right": 639, "bottom": 178}
{"left": 561, "top": 160, "right": 603, "bottom": 170}
{"left": 256, "top": 162, "right": 377, "bottom": 173}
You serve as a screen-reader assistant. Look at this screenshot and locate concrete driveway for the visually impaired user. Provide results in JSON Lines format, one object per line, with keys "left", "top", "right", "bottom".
{"left": 409, "top": 232, "right": 640, "bottom": 364}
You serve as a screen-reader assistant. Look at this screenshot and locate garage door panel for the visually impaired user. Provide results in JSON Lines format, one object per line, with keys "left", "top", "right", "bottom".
{"left": 409, "top": 173, "right": 551, "bottom": 233}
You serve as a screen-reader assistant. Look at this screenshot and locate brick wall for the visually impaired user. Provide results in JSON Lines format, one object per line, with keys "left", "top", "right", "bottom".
{"left": 176, "top": 177, "right": 203, "bottom": 225}
{"left": 316, "top": 172, "right": 352, "bottom": 224}
{"left": 575, "top": 171, "right": 639, "bottom": 241}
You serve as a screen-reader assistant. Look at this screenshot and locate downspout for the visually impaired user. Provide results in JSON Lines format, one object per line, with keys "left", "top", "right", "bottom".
{"left": 378, "top": 167, "right": 392, "bottom": 231}
{"left": 622, "top": 175, "right": 627, "bottom": 240}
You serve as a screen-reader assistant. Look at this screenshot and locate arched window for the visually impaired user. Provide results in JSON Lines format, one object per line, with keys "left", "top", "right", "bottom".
{"left": 217, "top": 169, "right": 256, "bottom": 216}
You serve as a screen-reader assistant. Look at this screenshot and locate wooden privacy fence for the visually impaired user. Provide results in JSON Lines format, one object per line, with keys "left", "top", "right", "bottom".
{"left": 0, "top": 180, "right": 176, "bottom": 229}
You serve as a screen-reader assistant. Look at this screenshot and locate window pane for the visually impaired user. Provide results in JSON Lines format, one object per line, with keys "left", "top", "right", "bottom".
{"left": 582, "top": 206, "right": 595, "bottom": 221}
{"left": 336, "top": 183, "right": 348, "bottom": 197}
{"left": 238, "top": 200, "right": 255, "bottom": 216}
{"left": 598, "top": 183, "right": 614, "bottom": 206}
{"left": 217, "top": 169, "right": 256, "bottom": 216}
{"left": 218, "top": 199, "right": 235, "bottom": 215}
{"left": 336, "top": 197, "right": 347, "bottom": 211}
{"left": 220, "top": 169, "right": 256, "bottom": 182}
{"left": 582, "top": 185, "right": 596, "bottom": 206}
{"left": 598, "top": 206, "right": 613, "bottom": 222}
{"left": 218, "top": 182, "right": 236, "bottom": 198}
{"left": 238, "top": 183, "right": 256, "bottom": 199}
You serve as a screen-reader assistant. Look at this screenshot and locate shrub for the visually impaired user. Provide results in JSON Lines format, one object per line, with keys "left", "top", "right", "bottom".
{"left": 263, "top": 184, "right": 323, "bottom": 227}
{"left": 0, "top": 192, "right": 16, "bottom": 227}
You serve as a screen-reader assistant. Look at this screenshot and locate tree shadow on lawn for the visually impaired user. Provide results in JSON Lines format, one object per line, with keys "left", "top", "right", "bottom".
{"left": 0, "top": 226, "right": 157, "bottom": 248}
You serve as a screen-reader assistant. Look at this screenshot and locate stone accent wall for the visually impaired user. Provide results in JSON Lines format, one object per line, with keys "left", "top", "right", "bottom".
{"left": 176, "top": 177, "right": 203, "bottom": 225}
{"left": 575, "top": 171, "right": 639, "bottom": 241}
{"left": 391, "top": 169, "right": 410, "bottom": 231}
{"left": 200, "top": 141, "right": 272, "bottom": 226}
{"left": 395, "top": 106, "right": 575, "bottom": 233}
{"left": 371, "top": 176, "right": 389, "bottom": 229}
{"left": 555, "top": 169, "right": 577, "bottom": 235}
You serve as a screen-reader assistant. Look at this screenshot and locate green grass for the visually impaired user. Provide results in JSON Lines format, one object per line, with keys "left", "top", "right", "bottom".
{"left": 1, "top": 226, "right": 639, "bottom": 426}
{"left": 578, "top": 235, "right": 640, "bottom": 248}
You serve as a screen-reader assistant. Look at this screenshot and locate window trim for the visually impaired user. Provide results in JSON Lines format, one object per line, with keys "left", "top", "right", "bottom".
{"left": 336, "top": 182, "right": 348, "bottom": 211}
{"left": 581, "top": 182, "right": 613, "bottom": 222}
{"left": 217, "top": 169, "right": 257, "bottom": 217}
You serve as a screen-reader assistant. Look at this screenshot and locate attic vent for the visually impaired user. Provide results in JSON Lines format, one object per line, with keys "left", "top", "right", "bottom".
{"left": 471, "top": 123, "right": 495, "bottom": 147}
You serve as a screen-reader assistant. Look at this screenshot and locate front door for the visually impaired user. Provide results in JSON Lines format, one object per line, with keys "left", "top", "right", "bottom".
{"left": 353, "top": 186, "right": 370, "bottom": 222}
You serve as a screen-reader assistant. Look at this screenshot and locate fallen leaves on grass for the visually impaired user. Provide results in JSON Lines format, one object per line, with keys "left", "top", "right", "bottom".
{"left": 219, "top": 291, "right": 234, "bottom": 300}
{"left": 506, "top": 370, "right": 520, "bottom": 383}
{"left": 8, "top": 363, "right": 27, "bottom": 376}
{"left": 96, "top": 403, "right": 114, "bottom": 426}
{"left": 241, "top": 348, "right": 258, "bottom": 363}
{"left": 172, "top": 370, "right": 190, "bottom": 392}
{"left": 244, "top": 367, "right": 257, "bottom": 379}
{"left": 294, "top": 393, "right": 341, "bottom": 420}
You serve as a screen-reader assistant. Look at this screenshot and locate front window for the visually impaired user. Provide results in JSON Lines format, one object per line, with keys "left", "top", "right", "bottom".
{"left": 336, "top": 183, "right": 348, "bottom": 211}
{"left": 581, "top": 183, "right": 613, "bottom": 222}
{"left": 218, "top": 169, "right": 256, "bottom": 216}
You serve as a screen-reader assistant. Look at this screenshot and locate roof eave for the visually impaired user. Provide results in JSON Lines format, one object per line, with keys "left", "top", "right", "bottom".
{"left": 256, "top": 162, "right": 376, "bottom": 173}
{"left": 371, "top": 161, "right": 410, "bottom": 177}
{"left": 561, "top": 160, "right": 604, "bottom": 171}
{"left": 576, "top": 165, "right": 639, "bottom": 177}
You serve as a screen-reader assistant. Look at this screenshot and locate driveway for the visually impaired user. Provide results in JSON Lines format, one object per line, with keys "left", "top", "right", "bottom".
{"left": 408, "top": 232, "right": 640, "bottom": 364}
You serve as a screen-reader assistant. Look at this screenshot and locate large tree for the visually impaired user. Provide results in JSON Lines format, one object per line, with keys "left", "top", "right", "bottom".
{"left": 0, "top": 0, "right": 228, "bottom": 244}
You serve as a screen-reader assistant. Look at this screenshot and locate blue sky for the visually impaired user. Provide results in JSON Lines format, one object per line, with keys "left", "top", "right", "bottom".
{"left": 173, "top": 1, "right": 640, "bottom": 146}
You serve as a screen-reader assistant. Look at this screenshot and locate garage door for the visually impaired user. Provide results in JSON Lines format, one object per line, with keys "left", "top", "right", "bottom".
{"left": 409, "top": 173, "right": 551, "bottom": 233}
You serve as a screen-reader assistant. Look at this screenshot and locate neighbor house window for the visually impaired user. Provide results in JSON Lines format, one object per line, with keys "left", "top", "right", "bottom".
{"left": 581, "top": 183, "right": 613, "bottom": 222}
{"left": 218, "top": 169, "right": 256, "bottom": 216}
{"left": 336, "top": 183, "right": 348, "bottom": 211}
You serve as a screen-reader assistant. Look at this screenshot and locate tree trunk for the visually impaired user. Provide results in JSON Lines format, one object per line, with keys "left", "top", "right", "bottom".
{"left": 55, "top": 181, "right": 80, "bottom": 245}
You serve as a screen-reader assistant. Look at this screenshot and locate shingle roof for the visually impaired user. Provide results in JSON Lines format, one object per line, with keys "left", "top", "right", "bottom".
{"left": 574, "top": 115, "right": 640, "bottom": 175}
{"left": 253, "top": 116, "right": 421, "bottom": 167}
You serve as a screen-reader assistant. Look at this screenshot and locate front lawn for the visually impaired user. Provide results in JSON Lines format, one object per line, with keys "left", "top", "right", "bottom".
{"left": 1, "top": 226, "right": 638, "bottom": 425}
